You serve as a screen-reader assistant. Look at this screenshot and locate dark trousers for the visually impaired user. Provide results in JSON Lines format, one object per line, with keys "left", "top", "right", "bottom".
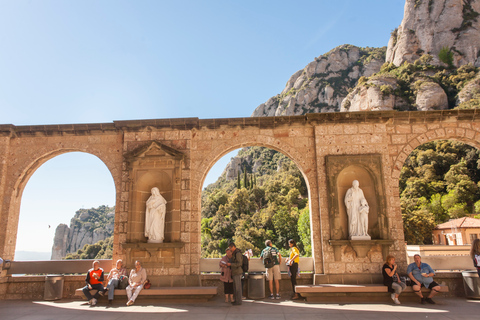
{"left": 82, "top": 283, "right": 106, "bottom": 301}
{"left": 290, "top": 262, "right": 298, "bottom": 293}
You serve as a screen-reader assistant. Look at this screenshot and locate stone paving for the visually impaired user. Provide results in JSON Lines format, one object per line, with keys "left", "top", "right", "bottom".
{"left": 0, "top": 296, "right": 478, "bottom": 320}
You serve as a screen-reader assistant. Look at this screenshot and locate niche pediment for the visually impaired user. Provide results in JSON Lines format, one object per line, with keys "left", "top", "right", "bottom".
{"left": 125, "top": 141, "right": 184, "bottom": 163}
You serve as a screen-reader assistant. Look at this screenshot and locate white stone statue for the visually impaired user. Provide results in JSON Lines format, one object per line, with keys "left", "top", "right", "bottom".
{"left": 344, "top": 180, "right": 370, "bottom": 240}
{"left": 145, "top": 187, "right": 167, "bottom": 243}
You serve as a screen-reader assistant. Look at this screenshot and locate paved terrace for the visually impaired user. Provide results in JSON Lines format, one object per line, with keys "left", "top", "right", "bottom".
{"left": 1, "top": 296, "right": 478, "bottom": 320}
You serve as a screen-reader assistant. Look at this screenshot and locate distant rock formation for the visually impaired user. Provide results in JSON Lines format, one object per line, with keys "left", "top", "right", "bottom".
{"left": 251, "top": 45, "right": 386, "bottom": 117}
{"left": 386, "top": 0, "right": 480, "bottom": 68}
{"left": 51, "top": 205, "right": 114, "bottom": 260}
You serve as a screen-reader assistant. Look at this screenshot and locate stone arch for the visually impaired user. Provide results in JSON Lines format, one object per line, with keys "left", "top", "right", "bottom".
{"left": 5, "top": 148, "right": 120, "bottom": 259}
{"left": 190, "top": 132, "right": 320, "bottom": 266}
{"left": 391, "top": 126, "right": 480, "bottom": 178}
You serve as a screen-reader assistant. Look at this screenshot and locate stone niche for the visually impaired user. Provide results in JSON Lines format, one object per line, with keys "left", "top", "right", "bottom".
{"left": 123, "top": 141, "right": 184, "bottom": 268}
{"left": 326, "top": 154, "right": 393, "bottom": 261}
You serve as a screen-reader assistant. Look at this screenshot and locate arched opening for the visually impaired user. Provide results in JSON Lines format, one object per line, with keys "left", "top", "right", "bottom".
{"left": 15, "top": 152, "right": 116, "bottom": 261}
{"left": 399, "top": 139, "right": 480, "bottom": 245}
{"left": 200, "top": 146, "right": 312, "bottom": 259}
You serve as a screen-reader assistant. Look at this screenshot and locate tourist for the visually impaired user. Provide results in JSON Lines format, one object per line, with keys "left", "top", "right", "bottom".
{"left": 382, "top": 255, "right": 406, "bottom": 305}
{"left": 260, "top": 239, "right": 282, "bottom": 299}
{"left": 219, "top": 248, "right": 234, "bottom": 303}
{"left": 286, "top": 239, "right": 302, "bottom": 300}
{"left": 82, "top": 260, "right": 106, "bottom": 306}
{"left": 407, "top": 254, "right": 441, "bottom": 304}
{"left": 106, "top": 259, "right": 127, "bottom": 304}
{"left": 227, "top": 242, "right": 243, "bottom": 305}
{"left": 126, "top": 260, "right": 147, "bottom": 306}
{"left": 470, "top": 238, "right": 480, "bottom": 276}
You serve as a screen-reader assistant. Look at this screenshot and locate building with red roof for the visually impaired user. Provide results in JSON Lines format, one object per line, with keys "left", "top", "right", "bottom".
{"left": 432, "top": 217, "right": 480, "bottom": 245}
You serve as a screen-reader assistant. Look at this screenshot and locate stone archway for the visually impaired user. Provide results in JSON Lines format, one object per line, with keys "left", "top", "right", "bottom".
{"left": 193, "top": 138, "right": 318, "bottom": 265}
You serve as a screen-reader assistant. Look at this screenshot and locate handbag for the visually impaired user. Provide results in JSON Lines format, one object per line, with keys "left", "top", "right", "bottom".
{"left": 144, "top": 279, "right": 151, "bottom": 289}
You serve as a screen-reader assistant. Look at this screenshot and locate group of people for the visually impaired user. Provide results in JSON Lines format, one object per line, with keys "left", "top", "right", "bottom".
{"left": 82, "top": 259, "right": 147, "bottom": 306}
{"left": 382, "top": 254, "right": 441, "bottom": 305}
{"left": 218, "top": 239, "right": 302, "bottom": 305}
{"left": 82, "top": 238, "right": 480, "bottom": 306}
{"left": 383, "top": 239, "right": 480, "bottom": 305}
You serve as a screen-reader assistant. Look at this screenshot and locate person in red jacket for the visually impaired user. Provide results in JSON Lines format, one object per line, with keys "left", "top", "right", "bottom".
{"left": 82, "top": 260, "right": 106, "bottom": 306}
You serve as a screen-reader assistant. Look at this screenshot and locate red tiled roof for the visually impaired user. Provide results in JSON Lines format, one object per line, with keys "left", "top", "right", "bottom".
{"left": 435, "top": 217, "right": 480, "bottom": 229}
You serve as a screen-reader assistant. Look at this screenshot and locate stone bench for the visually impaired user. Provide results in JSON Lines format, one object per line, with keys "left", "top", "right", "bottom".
{"left": 75, "top": 286, "right": 218, "bottom": 302}
{"left": 295, "top": 284, "right": 449, "bottom": 302}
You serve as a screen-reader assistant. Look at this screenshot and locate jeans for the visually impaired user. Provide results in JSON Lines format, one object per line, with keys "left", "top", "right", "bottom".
{"left": 126, "top": 284, "right": 143, "bottom": 302}
{"left": 392, "top": 281, "right": 406, "bottom": 295}
{"left": 232, "top": 274, "right": 242, "bottom": 305}
{"left": 107, "top": 279, "right": 120, "bottom": 301}
{"left": 82, "top": 283, "right": 105, "bottom": 301}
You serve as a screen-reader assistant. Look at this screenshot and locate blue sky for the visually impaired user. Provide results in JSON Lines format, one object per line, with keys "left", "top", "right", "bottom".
{"left": 0, "top": 0, "right": 406, "bottom": 257}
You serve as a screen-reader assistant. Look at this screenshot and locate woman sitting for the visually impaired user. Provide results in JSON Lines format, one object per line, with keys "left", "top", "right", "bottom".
{"left": 382, "top": 255, "right": 406, "bottom": 305}
{"left": 126, "top": 260, "right": 147, "bottom": 306}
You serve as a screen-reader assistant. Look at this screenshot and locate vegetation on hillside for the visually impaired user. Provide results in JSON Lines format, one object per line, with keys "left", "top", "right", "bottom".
{"left": 201, "top": 147, "right": 310, "bottom": 258}
{"left": 64, "top": 236, "right": 113, "bottom": 260}
{"left": 400, "top": 140, "right": 480, "bottom": 244}
{"left": 366, "top": 56, "right": 479, "bottom": 110}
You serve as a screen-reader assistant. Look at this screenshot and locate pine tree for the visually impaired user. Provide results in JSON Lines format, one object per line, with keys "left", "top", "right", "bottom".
{"left": 237, "top": 170, "right": 241, "bottom": 189}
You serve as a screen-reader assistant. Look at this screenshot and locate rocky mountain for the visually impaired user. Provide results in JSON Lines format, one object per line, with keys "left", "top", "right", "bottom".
{"left": 251, "top": 45, "right": 386, "bottom": 116}
{"left": 343, "top": 0, "right": 480, "bottom": 112}
{"left": 51, "top": 205, "right": 114, "bottom": 260}
{"left": 252, "top": 0, "right": 480, "bottom": 116}
{"left": 386, "top": 0, "right": 480, "bottom": 68}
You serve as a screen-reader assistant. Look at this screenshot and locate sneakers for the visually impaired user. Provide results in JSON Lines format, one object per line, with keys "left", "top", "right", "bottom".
{"left": 394, "top": 298, "right": 401, "bottom": 305}
{"left": 269, "top": 294, "right": 274, "bottom": 299}
{"left": 90, "top": 298, "right": 97, "bottom": 306}
{"left": 391, "top": 293, "right": 395, "bottom": 301}
{"left": 275, "top": 294, "right": 281, "bottom": 300}
{"left": 126, "top": 300, "right": 134, "bottom": 306}
{"left": 421, "top": 297, "right": 426, "bottom": 304}
{"left": 425, "top": 297, "right": 436, "bottom": 304}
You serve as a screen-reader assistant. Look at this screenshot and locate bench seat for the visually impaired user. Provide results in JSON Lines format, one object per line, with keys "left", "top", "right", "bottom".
{"left": 295, "top": 284, "right": 448, "bottom": 302}
{"left": 75, "top": 286, "right": 217, "bottom": 302}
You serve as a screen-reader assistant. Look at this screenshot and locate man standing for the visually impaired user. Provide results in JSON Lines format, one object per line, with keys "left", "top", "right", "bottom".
{"left": 407, "top": 254, "right": 441, "bottom": 304}
{"left": 82, "top": 260, "right": 106, "bottom": 306}
{"left": 261, "top": 240, "right": 282, "bottom": 299}
{"left": 227, "top": 242, "right": 243, "bottom": 305}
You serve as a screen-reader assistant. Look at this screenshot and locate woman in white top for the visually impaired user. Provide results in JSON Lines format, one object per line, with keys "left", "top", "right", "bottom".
{"left": 126, "top": 260, "right": 147, "bottom": 306}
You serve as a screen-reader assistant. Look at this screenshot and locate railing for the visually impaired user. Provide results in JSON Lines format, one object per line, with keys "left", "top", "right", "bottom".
{"left": 2, "top": 258, "right": 315, "bottom": 275}
{"left": 3, "top": 259, "right": 113, "bottom": 275}
{"left": 200, "top": 257, "right": 314, "bottom": 273}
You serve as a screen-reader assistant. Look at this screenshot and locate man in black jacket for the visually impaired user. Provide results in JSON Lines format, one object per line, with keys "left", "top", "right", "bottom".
{"left": 227, "top": 242, "right": 243, "bottom": 305}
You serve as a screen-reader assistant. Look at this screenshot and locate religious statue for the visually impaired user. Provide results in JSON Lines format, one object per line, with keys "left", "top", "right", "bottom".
{"left": 145, "top": 187, "right": 167, "bottom": 243}
{"left": 344, "top": 180, "right": 370, "bottom": 240}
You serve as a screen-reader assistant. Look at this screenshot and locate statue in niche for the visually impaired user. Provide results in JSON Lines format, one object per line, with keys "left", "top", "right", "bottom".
{"left": 344, "top": 180, "right": 370, "bottom": 240}
{"left": 145, "top": 187, "right": 167, "bottom": 243}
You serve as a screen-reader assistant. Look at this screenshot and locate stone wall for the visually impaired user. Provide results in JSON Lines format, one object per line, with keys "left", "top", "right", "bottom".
{"left": 2, "top": 110, "right": 480, "bottom": 290}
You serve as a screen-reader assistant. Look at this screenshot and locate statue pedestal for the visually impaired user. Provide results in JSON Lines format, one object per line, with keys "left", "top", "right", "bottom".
{"left": 122, "top": 242, "right": 184, "bottom": 268}
{"left": 329, "top": 239, "right": 394, "bottom": 261}
{"left": 147, "top": 239, "right": 164, "bottom": 244}
{"left": 350, "top": 235, "right": 371, "bottom": 241}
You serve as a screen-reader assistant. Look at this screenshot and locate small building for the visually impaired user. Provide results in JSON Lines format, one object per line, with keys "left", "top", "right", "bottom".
{"left": 432, "top": 217, "right": 480, "bottom": 245}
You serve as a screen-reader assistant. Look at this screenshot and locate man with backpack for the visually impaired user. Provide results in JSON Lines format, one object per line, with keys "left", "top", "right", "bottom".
{"left": 227, "top": 242, "right": 244, "bottom": 305}
{"left": 261, "top": 240, "right": 282, "bottom": 299}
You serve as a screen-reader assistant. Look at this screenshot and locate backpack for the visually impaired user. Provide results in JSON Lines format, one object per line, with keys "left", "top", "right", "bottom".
{"left": 263, "top": 247, "right": 275, "bottom": 268}
{"left": 242, "top": 254, "right": 249, "bottom": 272}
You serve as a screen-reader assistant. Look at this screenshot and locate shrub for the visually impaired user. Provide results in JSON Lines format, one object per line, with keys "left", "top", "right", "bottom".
{"left": 438, "top": 47, "right": 454, "bottom": 68}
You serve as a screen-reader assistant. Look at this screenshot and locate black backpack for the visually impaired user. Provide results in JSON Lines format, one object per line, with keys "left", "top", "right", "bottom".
{"left": 234, "top": 249, "right": 249, "bottom": 272}
{"left": 242, "top": 254, "right": 249, "bottom": 272}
